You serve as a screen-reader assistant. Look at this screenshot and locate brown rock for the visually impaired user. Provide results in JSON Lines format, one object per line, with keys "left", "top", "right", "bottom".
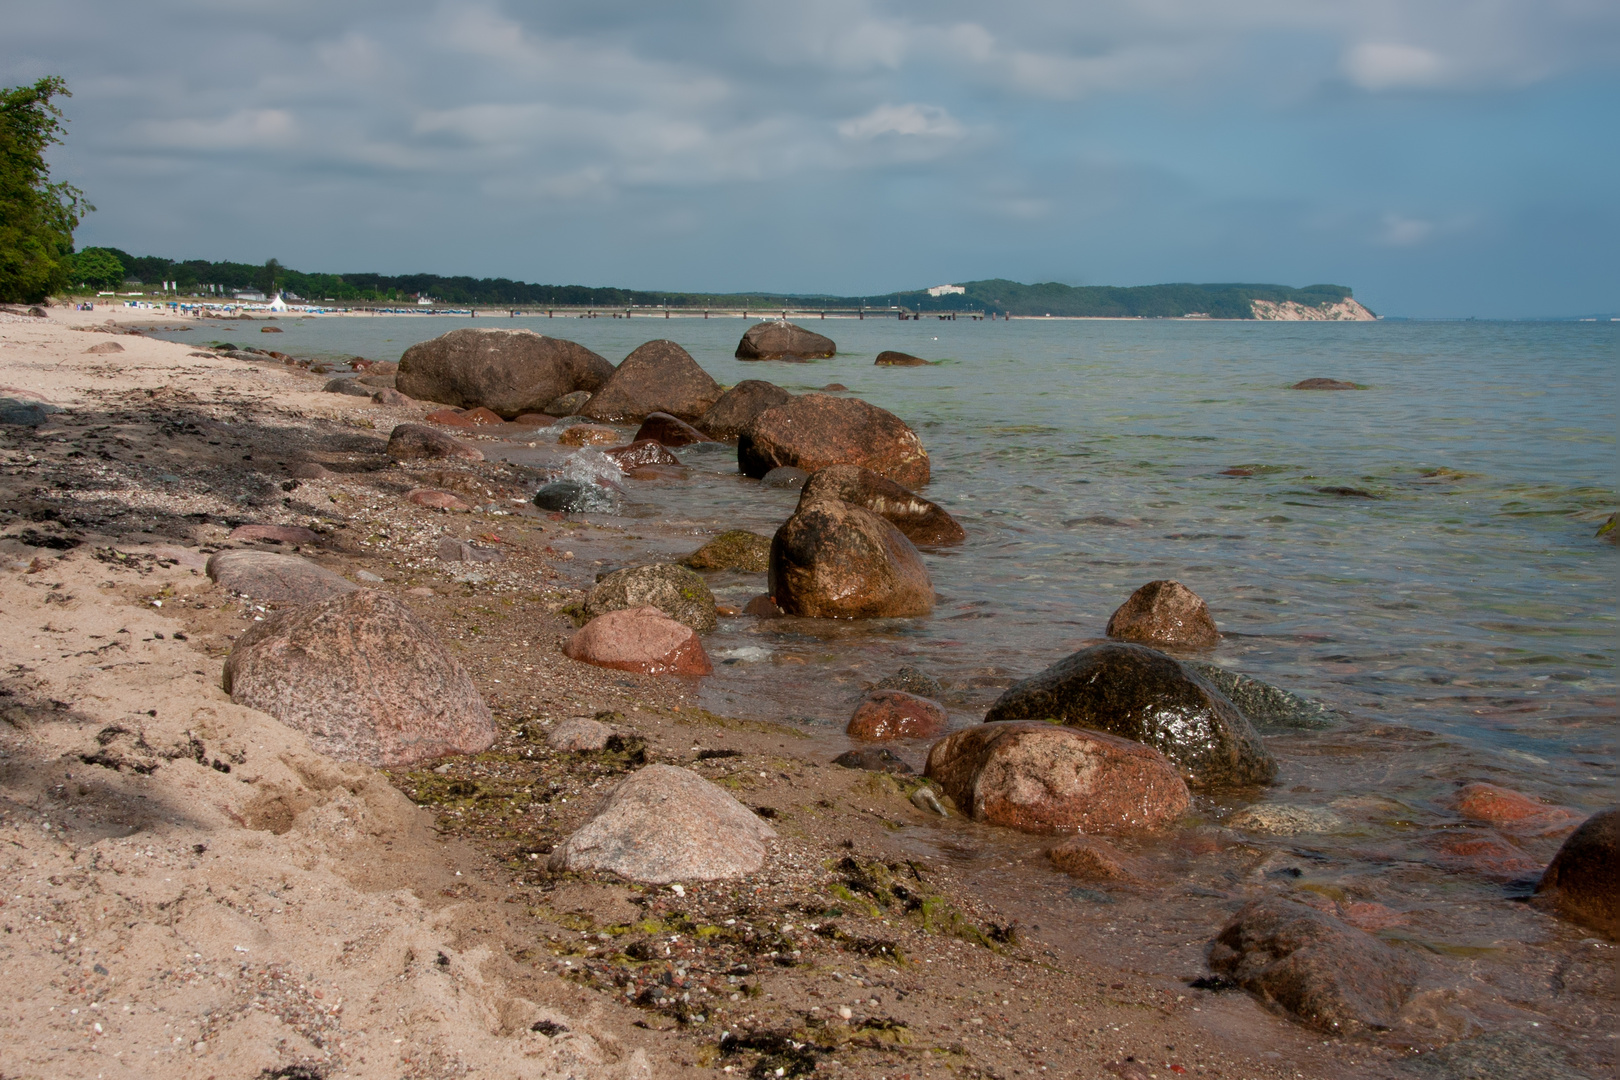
{"left": 832, "top": 747, "right": 913, "bottom": 774}
{"left": 580, "top": 339, "right": 722, "bottom": 422}
{"left": 85, "top": 341, "right": 124, "bottom": 354}
{"left": 761, "top": 466, "right": 808, "bottom": 489}
{"left": 544, "top": 390, "right": 593, "bottom": 416}
{"left": 1423, "top": 830, "right": 1542, "bottom": 880}
{"left": 1291, "top": 378, "right": 1359, "bottom": 390}
{"left": 371, "top": 388, "right": 411, "bottom": 407}
{"left": 424, "top": 408, "right": 476, "bottom": 427}
{"left": 396, "top": 328, "right": 613, "bottom": 418}
{"left": 547, "top": 717, "right": 614, "bottom": 752}
{"left": 735, "top": 319, "right": 836, "bottom": 360}
{"left": 634, "top": 411, "right": 716, "bottom": 446}
{"left": 821, "top": 383, "right": 848, "bottom": 392}
{"left": 681, "top": 530, "right": 772, "bottom": 573}
{"left": 436, "top": 537, "right": 502, "bottom": 564}
{"left": 696, "top": 380, "right": 794, "bottom": 440}
{"left": 603, "top": 439, "right": 682, "bottom": 470}
{"left": 743, "top": 594, "right": 783, "bottom": 617}
{"left": 562, "top": 606, "right": 714, "bottom": 676}
{"left": 846, "top": 689, "right": 949, "bottom": 741}
{"left": 1449, "top": 782, "right": 1580, "bottom": 833}
{"left": 875, "top": 350, "right": 928, "bottom": 366}
{"left": 386, "top": 423, "right": 484, "bottom": 462}
{"left": 558, "top": 424, "right": 621, "bottom": 447}
{"left": 1106, "top": 580, "right": 1220, "bottom": 649}
{"left": 1208, "top": 896, "right": 1422, "bottom": 1033}
{"left": 548, "top": 764, "right": 774, "bottom": 882}
{"left": 511, "top": 412, "right": 551, "bottom": 426}
{"left": 287, "top": 461, "right": 333, "bottom": 480}
{"left": 800, "top": 464, "right": 963, "bottom": 545}
{"left": 324, "top": 378, "right": 373, "bottom": 397}
{"left": 260, "top": 325, "right": 282, "bottom": 332}
{"left": 739, "top": 393, "right": 930, "bottom": 488}
{"left": 769, "top": 497, "right": 933, "bottom": 619}
{"left": 924, "top": 721, "right": 1189, "bottom": 834}
{"left": 407, "top": 489, "right": 472, "bottom": 512}
{"left": 205, "top": 551, "right": 359, "bottom": 604}
{"left": 1047, "top": 836, "right": 1150, "bottom": 884}
{"left": 222, "top": 590, "right": 495, "bottom": 767}
{"left": 1534, "top": 807, "right": 1620, "bottom": 938}
{"left": 228, "top": 523, "right": 321, "bottom": 546}
{"left": 460, "top": 406, "right": 505, "bottom": 425}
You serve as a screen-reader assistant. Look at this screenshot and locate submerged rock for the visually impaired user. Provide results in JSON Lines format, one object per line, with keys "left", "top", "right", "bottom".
{"left": 874, "top": 350, "right": 928, "bottom": 366}
{"left": 532, "top": 481, "right": 596, "bottom": 512}
{"left": 386, "top": 423, "right": 484, "bottom": 462}
{"left": 925, "top": 721, "right": 1189, "bottom": 834}
{"left": 846, "top": 689, "right": 949, "bottom": 741}
{"left": 557, "top": 424, "right": 620, "bottom": 446}
{"left": 735, "top": 319, "right": 836, "bottom": 361}
{"left": 1208, "top": 896, "right": 1422, "bottom": 1033}
{"left": 1105, "top": 579, "right": 1220, "bottom": 649}
{"left": 874, "top": 666, "right": 946, "bottom": 700}
{"left": 1534, "top": 807, "right": 1620, "bottom": 938}
{"left": 739, "top": 394, "right": 930, "bottom": 488}
{"left": 1047, "top": 836, "right": 1150, "bottom": 884}
{"left": 696, "top": 380, "right": 794, "bottom": 440}
{"left": 634, "top": 411, "right": 716, "bottom": 447}
{"left": 585, "top": 563, "right": 717, "bottom": 631}
{"left": 769, "top": 497, "right": 933, "bottom": 619}
{"left": 1447, "top": 782, "right": 1580, "bottom": 833}
{"left": 1227, "top": 804, "right": 1345, "bottom": 835}
{"left": 603, "top": 439, "right": 682, "bottom": 470}
{"left": 681, "top": 530, "right": 771, "bottom": 573}
{"left": 223, "top": 590, "right": 495, "bottom": 767}
{"left": 983, "top": 642, "right": 1276, "bottom": 788}
{"left": 396, "top": 328, "right": 612, "bottom": 417}
{"left": 1179, "top": 661, "right": 1335, "bottom": 730}
{"left": 206, "top": 551, "right": 358, "bottom": 605}
{"left": 799, "top": 464, "right": 964, "bottom": 545}
{"left": 549, "top": 764, "right": 775, "bottom": 882}
{"left": 581, "top": 339, "right": 723, "bottom": 422}
{"left": 562, "top": 607, "right": 713, "bottom": 677}
{"left": 1291, "top": 378, "right": 1359, "bottom": 390}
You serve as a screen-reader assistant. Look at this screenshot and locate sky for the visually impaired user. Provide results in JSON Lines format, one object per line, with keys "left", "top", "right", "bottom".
{"left": 5, "top": 0, "right": 1618, "bottom": 317}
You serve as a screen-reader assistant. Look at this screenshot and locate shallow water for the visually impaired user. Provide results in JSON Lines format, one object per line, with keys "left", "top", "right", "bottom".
{"left": 167, "top": 313, "right": 1619, "bottom": 1054}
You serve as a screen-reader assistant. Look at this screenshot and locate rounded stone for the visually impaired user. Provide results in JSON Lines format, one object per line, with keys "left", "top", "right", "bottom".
{"left": 407, "top": 488, "right": 472, "bottom": 512}
{"left": 735, "top": 320, "right": 835, "bottom": 361}
{"left": 585, "top": 563, "right": 717, "bottom": 632}
{"left": 580, "top": 340, "right": 723, "bottom": 422}
{"left": 800, "top": 464, "right": 964, "bottom": 545}
{"left": 396, "top": 328, "right": 613, "bottom": 418}
{"left": 563, "top": 607, "right": 714, "bottom": 677}
{"left": 875, "top": 350, "right": 928, "bottom": 366}
{"left": 386, "top": 423, "right": 484, "bottom": 462}
{"left": 558, "top": 424, "right": 621, "bottom": 447}
{"left": 547, "top": 717, "right": 614, "bottom": 752}
{"left": 681, "top": 530, "right": 772, "bottom": 573}
{"left": 634, "top": 411, "right": 716, "bottom": 447}
{"left": 846, "top": 690, "right": 949, "bottom": 741}
{"left": 603, "top": 439, "right": 682, "bottom": 470}
{"left": 1534, "top": 807, "right": 1619, "bottom": 938}
{"left": 1105, "top": 580, "right": 1220, "bottom": 649}
{"left": 206, "top": 551, "right": 359, "bottom": 605}
{"left": 739, "top": 393, "right": 930, "bottom": 488}
{"left": 544, "top": 390, "right": 593, "bottom": 416}
{"left": 697, "top": 380, "right": 794, "bottom": 440}
{"left": 768, "top": 497, "right": 934, "bottom": 619}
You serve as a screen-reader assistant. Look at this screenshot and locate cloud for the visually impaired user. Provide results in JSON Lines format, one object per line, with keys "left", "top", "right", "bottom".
{"left": 1377, "top": 214, "right": 1436, "bottom": 246}
{"left": 1343, "top": 42, "right": 1447, "bottom": 91}
{"left": 139, "top": 109, "right": 299, "bottom": 151}
{"left": 837, "top": 103, "right": 963, "bottom": 140}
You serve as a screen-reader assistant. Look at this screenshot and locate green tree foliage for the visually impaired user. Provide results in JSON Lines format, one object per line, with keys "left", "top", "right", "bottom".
{"left": 62, "top": 246, "right": 124, "bottom": 289}
{"left": 0, "top": 77, "right": 91, "bottom": 303}
{"left": 255, "top": 257, "right": 282, "bottom": 296}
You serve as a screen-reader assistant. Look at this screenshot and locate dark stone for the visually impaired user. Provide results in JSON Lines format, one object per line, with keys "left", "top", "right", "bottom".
{"left": 761, "top": 466, "right": 809, "bottom": 489}
{"left": 1181, "top": 661, "right": 1335, "bottom": 730}
{"left": 385, "top": 423, "right": 484, "bottom": 462}
{"left": 696, "top": 380, "right": 793, "bottom": 440}
{"left": 533, "top": 481, "right": 593, "bottom": 512}
{"left": 0, "top": 398, "right": 56, "bottom": 426}
{"left": 735, "top": 320, "right": 835, "bottom": 360}
{"left": 1291, "top": 378, "right": 1359, "bottom": 390}
{"left": 875, "top": 350, "right": 928, "bottom": 366}
{"left": 769, "top": 497, "right": 934, "bottom": 619}
{"left": 1534, "top": 807, "right": 1620, "bottom": 938}
{"left": 739, "top": 393, "right": 930, "bottom": 488}
{"left": 799, "top": 464, "right": 963, "bottom": 545}
{"left": 634, "top": 411, "right": 716, "bottom": 446}
{"left": 545, "top": 390, "right": 592, "bottom": 416}
{"left": 1105, "top": 579, "right": 1220, "bottom": 649}
{"left": 874, "top": 666, "right": 945, "bottom": 699}
{"left": 371, "top": 388, "right": 411, "bottom": 406}
{"left": 323, "top": 378, "right": 373, "bottom": 397}
{"left": 832, "top": 747, "right": 914, "bottom": 774}
{"left": 603, "top": 439, "right": 682, "bottom": 470}
{"left": 983, "top": 642, "right": 1276, "bottom": 788}
{"left": 743, "top": 594, "right": 783, "bottom": 617}
{"left": 581, "top": 339, "right": 723, "bottom": 422}
{"left": 1208, "top": 896, "right": 1421, "bottom": 1033}
{"left": 681, "top": 530, "right": 771, "bottom": 573}
{"left": 396, "top": 328, "right": 612, "bottom": 417}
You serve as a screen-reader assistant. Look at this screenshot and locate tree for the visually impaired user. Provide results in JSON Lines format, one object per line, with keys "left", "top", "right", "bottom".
{"left": 0, "top": 77, "right": 91, "bottom": 303}
{"left": 62, "top": 246, "right": 124, "bottom": 289}
{"left": 255, "top": 257, "right": 282, "bottom": 297}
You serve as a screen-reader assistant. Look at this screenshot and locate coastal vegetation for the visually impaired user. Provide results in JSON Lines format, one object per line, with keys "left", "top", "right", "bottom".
{"left": 0, "top": 77, "right": 91, "bottom": 304}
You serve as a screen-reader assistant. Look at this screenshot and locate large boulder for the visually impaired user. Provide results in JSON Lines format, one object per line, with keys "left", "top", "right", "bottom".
{"left": 584, "top": 563, "right": 717, "bottom": 631}
{"left": 924, "top": 721, "right": 1189, "bottom": 834}
{"left": 1534, "top": 807, "right": 1619, "bottom": 938}
{"left": 846, "top": 689, "right": 949, "bottom": 741}
{"left": 1106, "top": 580, "right": 1220, "bottom": 649}
{"left": 634, "top": 412, "right": 716, "bottom": 447}
{"left": 563, "top": 607, "right": 713, "bottom": 676}
{"left": 983, "top": 642, "right": 1276, "bottom": 788}
{"left": 548, "top": 764, "right": 775, "bottom": 883}
{"left": 580, "top": 340, "right": 723, "bottom": 422}
{"left": 769, "top": 497, "right": 933, "bottom": 618}
{"left": 735, "top": 319, "right": 835, "bottom": 361}
{"left": 739, "top": 394, "right": 930, "bottom": 488}
{"left": 800, "top": 464, "right": 963, "bottom": 545}
{"left": 222, "top": 590, "right": 495, "bottom": 767}
{"left": 697, "top": 380, "right": 794, "bottom": 440}
{"left": 206, "top": 551, "right": 359, "bottom": 605}
{"left": 396, "top": 328, "right": 612, "bottom": 418}
{"left": 386, "top": 423, "right": 484, "bottom": 462}
{"left": 1208, "top": 896, "right": 1422, "bottom": 1033}
{"left": 681, "top": 530, "right": 771, "bottom": 573}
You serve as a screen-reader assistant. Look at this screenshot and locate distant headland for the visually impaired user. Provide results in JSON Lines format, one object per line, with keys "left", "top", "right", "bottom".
{"left": 67, "top": 247, "right": 1374, "bottom": 320}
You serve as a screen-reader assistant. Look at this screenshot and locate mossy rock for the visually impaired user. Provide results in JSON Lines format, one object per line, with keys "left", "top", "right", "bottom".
{"left": 584, "top": 563, "right": 717, "bottom": 631}
{"left": 680, "top": 529, "right": 771, "bottom": 573}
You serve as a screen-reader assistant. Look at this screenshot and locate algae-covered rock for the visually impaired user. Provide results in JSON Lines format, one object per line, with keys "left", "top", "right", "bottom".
{"left": 1180, "top": 661, "right": 1336, "bottom": 730}
{"left": 681, "top": 530, "right": 771, "bottom": 573}
{"left": 584, "top": 563, "right": 718, "bottom": 632}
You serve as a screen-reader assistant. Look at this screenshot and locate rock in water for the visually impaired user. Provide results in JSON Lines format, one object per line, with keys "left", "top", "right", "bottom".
{"left": 386, "top": 423, "right": 485, "bottom": 462}
{"left": 1105, "top": 580, "right": 1220, "bottom": 649}
{"left": 800, "top": 464, "right": 964, "bottom": 545}
{"left": 603, "top": 439, "right": 682, "bottom": 470}
{"left": 563, "top": 607, "right": 714, "bottom": 676}
{"left": 697, "top": 380, "right": 794, "bottom": 440}
{"left": 1180, "top": 660, "right": 1334, "bottom": 730}
{"left": 585, "top": 563, "right": 717, "bottom": 631}
{"left": 681, "top": 530, "right": 772, "bottom": 573}
{"left": 874, "top": 666, "right": 946, "bottom": 699}
{"left": 396, "top": 328, "right": 612, "bottom": 417}
{"left": 206, "top": 551, "right": 359, "bottom": 605}
{"left": 634, "top": 411, "right": 716, "bottom": 446}
{"left": 874, "top": 350, "right": 928, "bottom": 366}
{"left": 532, "top": 481, "right": 598, "bottom": 512}
{"left": 545, "top": 389, "right": 593, "bottom": 416}
{"left": 761, "top": 466, "right": 809, "bottom": 489}
{"left": 924, "top": 721, "right": 1189, "bottom": 834}
{"left": 984, "top": 642, "right": 1276, "bottom": 788}
{"left": 580, "top": 340, "right": 723, "bottom": 422}
{"left": 557, "top": 424, "right": 620, "bottom": 446}
{"left": 735, "top": 320, "right": 836, "bottom": 361}
{"left": 548, "top": 764, "right": 775, "bottom": 882}
{"left": 769, "top": 497, "right": 934, "bottom": 618}
{"left": 1291, "top": 378, "right": 1359, "bottom": 390}
{"left": 222, "top": 590, "right": 495, "bottom": 767}
{"left": 739, "top": 393, "right": 930, "bottom": 488}
{"left": 1208, "top": 896, "right": 1422, "bottom": 1033}
{"left": 1047, "top": 836, "right": 1150, "bottom": 884}
{"left": 1447, "top": 782, "right": 1579, "bottom": 833}
{"left": 547, "top": 717, "right": 614, "bottom": 752}
{"left": 846, "top": 690, "right": 949, "bottom": 741}
{"left": 1534, "top": 807, "right": 1620, "bottom": 938}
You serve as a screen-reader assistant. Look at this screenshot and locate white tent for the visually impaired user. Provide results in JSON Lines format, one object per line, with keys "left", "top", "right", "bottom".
{"left": 268, "top": 293, "right": 288, "bottom": 312}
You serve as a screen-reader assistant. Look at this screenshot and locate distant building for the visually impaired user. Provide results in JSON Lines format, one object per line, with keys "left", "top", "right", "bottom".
{"left": 417, "top": 296, "right": 434, "bottom": 306}
{"left": 927, "top": 284, "right": 966, "bottom": 297}
{"left": 234, "top": 290, "right": 267, "bottom": 301}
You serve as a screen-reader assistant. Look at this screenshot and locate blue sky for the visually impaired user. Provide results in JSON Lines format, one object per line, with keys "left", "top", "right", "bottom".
{"left": 6, "top": 0, "right": 1618, "bottom": 316}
